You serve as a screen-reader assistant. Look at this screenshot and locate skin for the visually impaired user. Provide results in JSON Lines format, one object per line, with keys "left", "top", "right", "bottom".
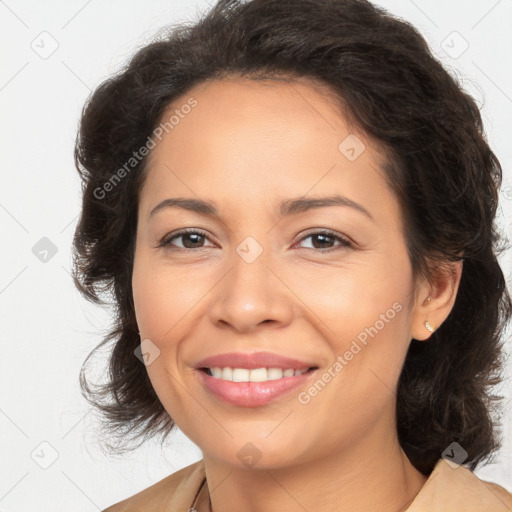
{"left": 132, "top": 76, "right": 463, "bottom": 512}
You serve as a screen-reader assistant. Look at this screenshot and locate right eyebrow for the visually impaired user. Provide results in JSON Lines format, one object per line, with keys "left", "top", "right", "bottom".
{"left": 149, "top": 198, "right": 218, "bottom": 219}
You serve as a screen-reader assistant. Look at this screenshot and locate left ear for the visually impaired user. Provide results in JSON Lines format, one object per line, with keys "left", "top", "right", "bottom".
{"left": 410, "top": 259, "right": 463, "bottom": 341}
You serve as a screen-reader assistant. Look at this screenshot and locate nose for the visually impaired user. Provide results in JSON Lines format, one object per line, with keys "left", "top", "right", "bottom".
{"left": 208, "top": 250, "right": 294, "bottom": 334}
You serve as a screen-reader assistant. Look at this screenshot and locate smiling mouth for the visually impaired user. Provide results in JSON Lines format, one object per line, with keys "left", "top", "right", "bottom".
{"left": 200, "top": 366, "right": 318, "bottom": 382}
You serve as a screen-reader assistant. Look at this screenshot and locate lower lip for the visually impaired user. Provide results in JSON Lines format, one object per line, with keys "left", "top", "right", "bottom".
{"left": 197, "top": 370, "right": 315, "bottom": 407}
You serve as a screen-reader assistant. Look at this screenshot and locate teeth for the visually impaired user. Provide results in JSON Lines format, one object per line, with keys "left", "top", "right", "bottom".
{"left": 221, "top": 367, "right": 233, "bottom": 381}
{"left": 246, "top": 367, "right": 267, "bottom": 382}
{"left": 211, "top": 367, "right": 222, "bottom": 378}
{"left": 267, "top": 368, "right": 283, "bottom": 380}
{"left": 232, "top": 368, "right": 250, "bottom": 382}
{"left": 207, "top": 367, "right": 308, "bottom": 382}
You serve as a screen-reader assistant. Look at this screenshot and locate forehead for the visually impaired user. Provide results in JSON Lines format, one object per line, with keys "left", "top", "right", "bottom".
{"left": 140, "top": 76, "right": 396, "bottom": 221}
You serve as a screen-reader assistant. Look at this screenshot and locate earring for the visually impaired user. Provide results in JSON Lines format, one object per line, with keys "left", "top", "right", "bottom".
{"left": 425, "top": 296, "right": 435, "bottom": 333}
{"left": 425, "top": 321, "right": 435, "bottom": 333}
{"left": 425, "top": 295, "right": 435, "bottom": 332}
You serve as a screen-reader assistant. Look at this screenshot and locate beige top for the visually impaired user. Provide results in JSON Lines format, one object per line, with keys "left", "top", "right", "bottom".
{"left": 103, "top": 458, "right": 512, "bottom": 511}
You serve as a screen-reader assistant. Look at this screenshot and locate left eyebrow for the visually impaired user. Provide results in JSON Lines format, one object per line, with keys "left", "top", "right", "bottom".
{"left": 279, "top": 194, "right": 374, "bottom": 221}
{"left": 148, "top": 194, "right": 374, "bottom": 222}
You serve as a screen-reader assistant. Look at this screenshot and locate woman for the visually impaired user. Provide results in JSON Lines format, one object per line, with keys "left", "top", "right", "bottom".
{"left": 72, "top": 0, "right": 512, "bottom": 510}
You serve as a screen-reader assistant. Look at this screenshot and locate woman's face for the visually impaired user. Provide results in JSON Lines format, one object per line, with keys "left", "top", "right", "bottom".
{"left": 132, "top": 77, "right": 426, "bottom": 469}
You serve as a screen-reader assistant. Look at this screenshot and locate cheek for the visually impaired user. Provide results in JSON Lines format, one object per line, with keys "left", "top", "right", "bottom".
{"left": 131, "top": 259, "right": 196, "bottom": 418}
{"left": 291, "top": 258, "right": 411, "bottom": 345}
{"left": 132, "top": 268, "right": 167, "bottom": 338}
{"left": 296, "top": 251, "right": 413, "bottom": 400}
{"left": 132, "top": 255, "right": 209, "bottom": 341}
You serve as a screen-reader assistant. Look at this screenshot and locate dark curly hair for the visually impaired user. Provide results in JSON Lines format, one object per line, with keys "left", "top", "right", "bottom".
{"left": 72, "top": 0, "right": 512, "bottom": 475}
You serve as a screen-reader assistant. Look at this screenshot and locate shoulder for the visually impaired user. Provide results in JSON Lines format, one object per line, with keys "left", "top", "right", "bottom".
{"left": 407, "top": 459, "right": 512, "bottom": 512}
{"left": 102, "top": 459, "right": 205, "bottom": 512}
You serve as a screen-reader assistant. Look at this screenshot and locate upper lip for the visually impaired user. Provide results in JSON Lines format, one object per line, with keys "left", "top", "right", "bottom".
{"left": 196, "top": 351, "right": 316, "bottom": 371}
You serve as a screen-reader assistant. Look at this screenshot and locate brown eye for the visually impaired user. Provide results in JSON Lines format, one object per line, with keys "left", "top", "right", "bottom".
{"left": 159, "top": 229, "right": 214, "bottom": 250}
{"left": 296, "top": 230, "right": 352, "bottom": 252}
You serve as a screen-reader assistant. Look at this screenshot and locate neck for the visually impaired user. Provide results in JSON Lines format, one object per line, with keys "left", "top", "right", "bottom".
{"left": 199, "top": 423, "right": 428, "bottom": 512}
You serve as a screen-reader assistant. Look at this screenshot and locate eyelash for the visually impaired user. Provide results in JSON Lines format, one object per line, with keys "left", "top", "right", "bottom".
{"left": 158, "top": 228, "right": 352, "bottom": 253}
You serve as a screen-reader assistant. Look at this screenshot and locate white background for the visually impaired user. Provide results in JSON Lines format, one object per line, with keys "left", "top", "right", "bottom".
{"left": 1, "top": 0, "right": 511, "bottom": 510}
